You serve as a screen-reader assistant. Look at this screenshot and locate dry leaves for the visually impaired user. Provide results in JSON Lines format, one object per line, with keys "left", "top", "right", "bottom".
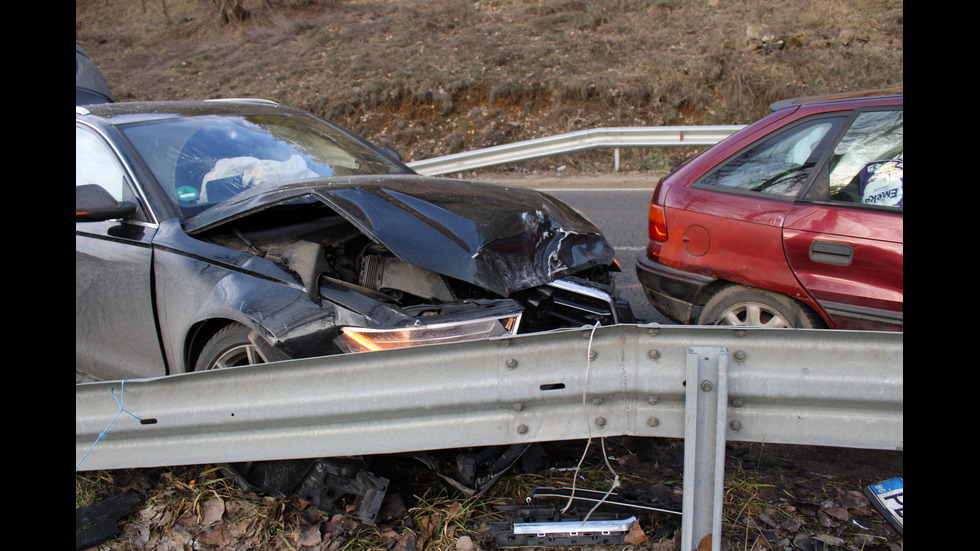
{"left": 79, "top": 440, "right": 902, "bottom": 550}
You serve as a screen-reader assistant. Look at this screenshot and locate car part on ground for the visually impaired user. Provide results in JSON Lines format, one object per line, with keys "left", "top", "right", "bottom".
{"left": 406, "top": 444, "right": 535, "bottom": 497}
{"left": 77, "top": 100, "right": 633, "bottom": 382}
{"left": 218, "top": 444, "right": 537, "bottom": 524}
{"left": 220, "top": 458, "right": 389, "bottom": 525}
{"left": 490, "top": 486, "right": 680, "bottom": 547}
{"left": 864, "top": 477, "right": 903, "bottom": 536}
{"left": 636, "top": 89, "right": 902, "bottom": 331}
{"left": 75, "top": 492, "right": 141, "bottom": 550}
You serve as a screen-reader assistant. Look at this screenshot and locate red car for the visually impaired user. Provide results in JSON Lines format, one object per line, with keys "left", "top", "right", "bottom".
{"left": 636, "top": 89, "right": 902, "bottom": 330}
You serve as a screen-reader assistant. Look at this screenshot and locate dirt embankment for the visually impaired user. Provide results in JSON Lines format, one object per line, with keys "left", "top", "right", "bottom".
{"left": 76, "top": 0, "right": 903, "bottom": 171}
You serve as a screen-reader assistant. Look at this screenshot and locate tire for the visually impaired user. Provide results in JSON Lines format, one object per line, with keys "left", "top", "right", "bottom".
{"left": 697, "top": 285, "right": 825, "bottom": 328}
{"left": 194, "top": 322, "right": 267, "bottom": 371}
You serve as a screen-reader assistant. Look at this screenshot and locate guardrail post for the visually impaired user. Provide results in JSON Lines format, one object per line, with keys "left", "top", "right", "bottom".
{"left": 681, "top": 346, "right": 729, "bottom": 551}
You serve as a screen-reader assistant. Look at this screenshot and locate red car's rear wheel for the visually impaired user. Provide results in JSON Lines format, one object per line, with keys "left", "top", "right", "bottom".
{"left": 698, "top": 285, "right": 824, "bottom": 329}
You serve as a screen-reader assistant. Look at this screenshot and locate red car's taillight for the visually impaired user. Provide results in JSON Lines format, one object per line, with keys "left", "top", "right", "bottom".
{"left": 648, "top": 201, "right": 668, "bottom": 243}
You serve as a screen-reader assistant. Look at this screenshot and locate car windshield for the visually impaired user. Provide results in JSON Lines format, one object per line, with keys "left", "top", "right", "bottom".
{"left": 119, "top": 112, "right": 406, "bottom": 216}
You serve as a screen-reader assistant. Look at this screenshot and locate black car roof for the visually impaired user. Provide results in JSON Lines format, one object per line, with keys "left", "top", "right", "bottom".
{"left": 768, "top": 88, "right": 903, "bottom": 111}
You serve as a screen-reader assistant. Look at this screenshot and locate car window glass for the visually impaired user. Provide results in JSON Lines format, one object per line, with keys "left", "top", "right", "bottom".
{"left": 119, "top": 114, "right": 405, "bottom": 216}
{"left": 823, "top": 110, "right": 903, "bottom": 207}
{"left": 76, "top": 126, "right": 128, "bottom": 201}
{"left": 698, "top": 118, "right": 843, "bottom": 198}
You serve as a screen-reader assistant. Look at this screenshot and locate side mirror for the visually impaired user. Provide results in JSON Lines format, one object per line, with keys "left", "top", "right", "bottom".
{"left": 76, "top": 184, "right": 138, "bottom": 222}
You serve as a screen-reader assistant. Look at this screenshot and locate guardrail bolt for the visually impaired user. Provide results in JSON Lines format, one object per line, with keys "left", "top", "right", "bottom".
{"left": 512, "top": 402, "right": 524, "bottom": 412}
{"left": 647, "top": 416, "right": 659, "bottom": 427}
{"left": 729, "top": 420, "right": 742, "bottom": 432}
{"left": 506, "top": 358, "right": 518, "bottom": 369}
{"left": 592, "top": 397, "right": 604, "bottom": 406}
{"left": 648, "top": 349, "right": 661, "bottom": 360}
{"left": 517, "top": 424, "right": 528, "bottom": 434}
{"left": 734, "top": 350, "right": 747, "bottom": 363}
{"left": 594, "top": 417, "right": 606, "bottom": 428}
{"left": 589, "top": 350, "right": 598, "bottom": 361}
{"left": 648, "top": 394, "right": 659, "bottom": 405}
{"left": 731, "top": 398, "right": 744, "bottom": 408}
{"left": 700, "top": 380, "right": 713, "bottom": 392}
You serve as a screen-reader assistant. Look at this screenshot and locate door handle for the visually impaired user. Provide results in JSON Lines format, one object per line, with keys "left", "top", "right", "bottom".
{"left": 809, "top": 241, "right": 853, "bottom": 266}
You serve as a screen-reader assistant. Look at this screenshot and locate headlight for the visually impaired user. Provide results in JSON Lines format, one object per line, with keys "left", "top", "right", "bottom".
{"left": 336, "top": 314, "right": 521, "bottom": 353}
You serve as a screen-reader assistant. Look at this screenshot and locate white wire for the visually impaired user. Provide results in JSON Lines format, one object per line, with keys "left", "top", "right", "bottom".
{"left": 560, "top": 321, "right": 621, "bottom": 520}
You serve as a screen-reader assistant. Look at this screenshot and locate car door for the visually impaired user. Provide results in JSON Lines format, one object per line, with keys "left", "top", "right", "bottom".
{"left": 76, "top": 124, "right": 167, "bottom": 381}
{"left": 784, "top": 109, "right": 903, "bottom": 330}
{"left": 672, "top": 115, "right": 851, "bottom": 300}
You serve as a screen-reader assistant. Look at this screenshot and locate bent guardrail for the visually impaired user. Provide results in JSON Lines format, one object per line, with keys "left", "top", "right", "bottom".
{"left": 405, "top": 125, "right": 745, "bottom": 175}
{"left": 76, "top": 323, "right": 902, "bottom": 551}
{"left": 76, "top": 323, "right": 901, "bottom": 469}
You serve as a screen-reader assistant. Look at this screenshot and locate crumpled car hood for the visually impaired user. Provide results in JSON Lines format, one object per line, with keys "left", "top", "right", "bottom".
{"left": 184, "top": 175, "right": 616, "bottom": 296}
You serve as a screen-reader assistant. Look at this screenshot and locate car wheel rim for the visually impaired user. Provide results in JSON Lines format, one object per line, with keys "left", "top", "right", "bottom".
{"left": 210, "top": 343, "right": 264, "bottom": 369}
{"left": 717, "top": 302, "right": 791, "bottom": 328}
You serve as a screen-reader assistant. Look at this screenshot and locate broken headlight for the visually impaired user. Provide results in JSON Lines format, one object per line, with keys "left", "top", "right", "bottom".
{"left": 336, "top": 314, "right": 522, "bottom": 353}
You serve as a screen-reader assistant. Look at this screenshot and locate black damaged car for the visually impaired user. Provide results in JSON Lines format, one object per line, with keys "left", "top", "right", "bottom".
{"left": 76, "top": 100, "right": 634, "bottom": 382}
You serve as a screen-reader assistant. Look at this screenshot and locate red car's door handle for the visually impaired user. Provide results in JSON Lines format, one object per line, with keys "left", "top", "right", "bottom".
{"left": 809, "top": 241, "right": 853, "bottom": 266}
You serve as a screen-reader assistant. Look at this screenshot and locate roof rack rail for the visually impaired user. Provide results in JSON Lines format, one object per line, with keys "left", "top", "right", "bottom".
{"left": 769, "top": 88, "right": 903, "bottom": 111}
{"left": 204, "top": 98, "right": 280, "bottom": 105}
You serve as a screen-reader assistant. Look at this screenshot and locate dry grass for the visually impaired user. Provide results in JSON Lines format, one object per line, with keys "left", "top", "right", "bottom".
{"left": 77, "top": 439, "right": 904, "bottom": 550}
{"left": 76, "top": 0, "right": 902, "bottom": 166}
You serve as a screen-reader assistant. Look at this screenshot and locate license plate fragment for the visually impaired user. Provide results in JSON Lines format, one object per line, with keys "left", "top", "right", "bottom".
{"left": 864, "top": 477, "right": 902, "bottom": 535}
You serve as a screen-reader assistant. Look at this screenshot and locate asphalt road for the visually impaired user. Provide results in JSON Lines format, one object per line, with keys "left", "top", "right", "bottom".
{"left": 479, "top": 173, "right": 668, "bottom": 323}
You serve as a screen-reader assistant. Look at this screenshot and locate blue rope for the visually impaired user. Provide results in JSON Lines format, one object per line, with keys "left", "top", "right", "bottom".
{"left": 76, "top": 380, "right": 143, "bottom": 470}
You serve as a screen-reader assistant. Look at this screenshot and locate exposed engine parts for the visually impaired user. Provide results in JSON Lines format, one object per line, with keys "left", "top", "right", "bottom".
{"left": 204, "top": 208, "right": 634, "bottom": 343}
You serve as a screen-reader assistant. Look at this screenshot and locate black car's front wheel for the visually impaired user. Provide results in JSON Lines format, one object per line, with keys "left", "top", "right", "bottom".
{"left": 195, "top": 323, "right": 267, "bottom": 371}
{"left": 697, "top": 284, "right": 824, "bottom": 329}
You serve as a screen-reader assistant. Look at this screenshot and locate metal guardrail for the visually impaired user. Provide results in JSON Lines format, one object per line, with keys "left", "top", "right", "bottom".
{"left": 76, "top": 323, "right": 902, "bottom": 551}
{"left": 75, "top": 324, "right": 903, "bottom": 471}
{"left": 406, "top": 125, "right": 745, "bottom": 175}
